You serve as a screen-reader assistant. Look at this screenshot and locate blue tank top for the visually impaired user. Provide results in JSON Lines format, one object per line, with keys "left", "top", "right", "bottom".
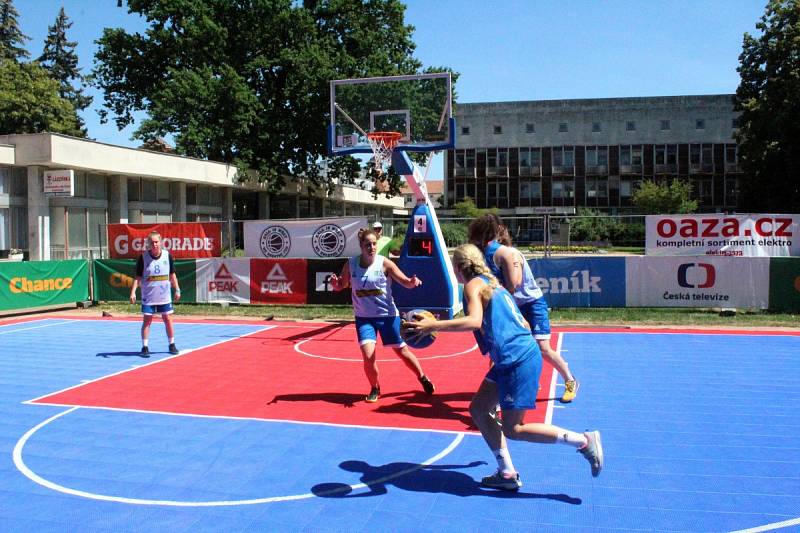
{"left": 483, "top": 240, "right": 543, "bottom": 304}
{"left": 468, "top": 276, "right": 539, "bottom": 368}
{"left": 349, "top": 255, "right": 398, "bottom": 318}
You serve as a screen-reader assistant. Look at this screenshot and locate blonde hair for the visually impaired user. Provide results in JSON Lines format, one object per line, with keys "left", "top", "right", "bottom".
{"left": 452, "top": 244, "right": 499, "bottom": 294}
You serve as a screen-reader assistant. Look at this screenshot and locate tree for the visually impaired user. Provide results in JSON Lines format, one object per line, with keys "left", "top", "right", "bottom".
{"left": 632, "top": 179, "right": 698, "bottom": 215}
{"left": 38, "top": 7, "right": 92, "bottom": 136}
{"left": 93, "top": 0, "right": 452, "bottom": 195}
{"left": 0, "top": 0, "right": 28, "bottom": 61}
{"left": 453, "top": 197, "right": 497, "bottom": 218}
{"left": 734, "top": 0, "right": 800, "bottom": 213}
{"left": 0, "top": 59, "right": 82, "bottom": 136}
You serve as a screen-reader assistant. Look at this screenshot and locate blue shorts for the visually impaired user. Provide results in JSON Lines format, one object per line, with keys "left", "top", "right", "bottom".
{"left": 486, "top": 353, "right": 542, "bottom": 410}
{"left": 518, "top": 298, "right": 551, "bottom": 340}
{"left": 355, "top": 316, "right": 405, "bottom": 348}
{"left": 142, "top": 303, "right": 174, "bottom": 316}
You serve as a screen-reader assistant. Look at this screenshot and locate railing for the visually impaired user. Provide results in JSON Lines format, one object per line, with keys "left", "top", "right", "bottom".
{"left": 619, "top": 164, "right": 642, "bottom": 174}
{"left": 654, "top": 164, "right": 678, "bottom": 174}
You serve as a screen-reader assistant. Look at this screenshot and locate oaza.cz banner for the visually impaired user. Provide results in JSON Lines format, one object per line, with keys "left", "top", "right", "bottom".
{"left": 107, "top": 222, "right": 222, "bottom": 259}
{"left": 243, "top": 217, "right": 366, "bottom": 258}
{"left": 0, "top": 260, "right": 89, "bottom": 311}
{"left": 646, "top": 214, "right": 800, "bottom": 257}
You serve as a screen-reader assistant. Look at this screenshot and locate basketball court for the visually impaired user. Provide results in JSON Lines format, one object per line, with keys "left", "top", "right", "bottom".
{"left": 1, "top": 314, "right": 798, "bottom": 532}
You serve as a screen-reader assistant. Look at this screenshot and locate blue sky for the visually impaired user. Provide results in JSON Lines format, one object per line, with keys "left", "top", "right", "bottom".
{"left": 16, "top": 0, "right": 766, "bottom": 178}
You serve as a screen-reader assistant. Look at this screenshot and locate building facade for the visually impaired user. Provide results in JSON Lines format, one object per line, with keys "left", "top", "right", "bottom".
{"left": 0, "top": 133, "right": 403, "bottom": 260}
{"left": 444, "top": 95, "right": 742, "bottom": 215}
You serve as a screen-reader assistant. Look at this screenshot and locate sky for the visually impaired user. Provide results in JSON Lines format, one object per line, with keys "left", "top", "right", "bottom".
{"left": 15, "top": 0, "right": 768, "bottom": 179}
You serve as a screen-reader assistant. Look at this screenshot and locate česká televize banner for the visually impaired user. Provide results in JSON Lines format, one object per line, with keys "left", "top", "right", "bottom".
{"left": 107, "top": 222, "right": 222, "bottom": 259}
{"left": 243, "top": 217, "right": 366, "bottom": 258}
{"left": 646, "top": 214, "right": 800, "bottom": 257}
{"left": 0, "top": 260, "right": 89, "bottom": 311}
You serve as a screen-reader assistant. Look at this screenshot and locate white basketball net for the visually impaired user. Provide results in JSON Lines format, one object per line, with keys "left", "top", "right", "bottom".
{"left": 367, "top": 133, "right": 401, "bottom": 173}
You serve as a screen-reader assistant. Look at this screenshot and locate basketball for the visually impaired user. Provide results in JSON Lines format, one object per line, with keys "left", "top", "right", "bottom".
{"left": 400, "top": 309, "right": 438, "bottom": 349}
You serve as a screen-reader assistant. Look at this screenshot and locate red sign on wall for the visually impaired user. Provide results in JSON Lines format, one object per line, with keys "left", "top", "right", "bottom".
{"left": 249, "top": 259, "right": 307, "bottom": 304}
{"left": 107, "top": 223, "right": 222, "bottom": 259}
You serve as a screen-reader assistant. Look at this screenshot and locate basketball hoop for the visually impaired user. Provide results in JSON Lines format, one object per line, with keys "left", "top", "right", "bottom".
{"left": 367, "top": 131, "right": 402, "bottom": 174}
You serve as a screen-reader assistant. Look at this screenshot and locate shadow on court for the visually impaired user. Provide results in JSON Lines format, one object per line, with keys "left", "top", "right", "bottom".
{"left": 311, "top": 460, "right": 582, "bottom": 503}
{"left": 96, "top": 351, "right": 150, "bottom": 358}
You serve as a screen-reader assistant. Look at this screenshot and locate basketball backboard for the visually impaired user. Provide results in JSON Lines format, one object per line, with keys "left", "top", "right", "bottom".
{"left": 328, "top": 72, "right": 454, "bottom": 156}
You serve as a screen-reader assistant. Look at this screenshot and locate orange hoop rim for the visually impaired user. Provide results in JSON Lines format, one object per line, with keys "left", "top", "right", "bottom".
{"left": 367, "top": 131, "right": 403, "bottom": 149}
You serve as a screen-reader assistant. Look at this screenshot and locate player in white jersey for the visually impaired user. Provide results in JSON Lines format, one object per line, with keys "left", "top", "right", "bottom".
{"left": 129, "top": 231, "right": 181, "bottom": 357}
{"left": 330, "top": 227, "right": 435, "bottom": 403}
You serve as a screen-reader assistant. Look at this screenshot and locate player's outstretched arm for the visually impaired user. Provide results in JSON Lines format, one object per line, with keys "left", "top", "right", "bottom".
{"left": 384, "top": 259, "right": 422, "bottom": 289}
{"left": 330, "top": 261, "right": 350, "bottom": 291}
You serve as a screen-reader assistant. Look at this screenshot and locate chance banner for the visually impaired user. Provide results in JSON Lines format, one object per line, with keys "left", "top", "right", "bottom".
{"left": 107, "top": 222, "right": 222, "bottom": 259}
{"left": 0, "top": 260, "right": 89, "bottom": 311}
{"left": 646, "top": 214, "right": 800, "bottom": 257}
{"left": 243, "top": 217, "right": 366, "bottom": 259}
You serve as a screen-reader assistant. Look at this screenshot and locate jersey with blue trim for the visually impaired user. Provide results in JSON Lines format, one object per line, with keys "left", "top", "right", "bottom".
{"left": 141, "top": 249, "right": 173, "bottom": 306}
{"left": 484, "top": 240, "right": 543, "bottom": 304}
{"left": 468, "top": 275, "right": 538, "bottom": 368}
{"left": 349, "top": 255, "right": 398, "bottom": 318}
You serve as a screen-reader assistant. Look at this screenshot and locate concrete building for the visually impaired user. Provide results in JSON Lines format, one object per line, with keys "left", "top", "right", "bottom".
{"left": 444, "top": 95, "right": 742, "bottom": 215}
{"left": 0, "top": 133, "right": 404, "bottom": 260}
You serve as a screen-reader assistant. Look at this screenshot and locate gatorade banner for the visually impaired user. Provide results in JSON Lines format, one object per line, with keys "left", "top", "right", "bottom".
{"left": 768, "top": 257, "right": 800, "bottom": 312}
{"left": 195, "top": 258, "right": 251, "bottom": 303}
{"left": 243, "top": 217, "right": 366, "bottom": 258}
{"left": 306, "top": 258, "right": 351, "bottom": 305}
{"left": 107, "top": 222, "right": 222, "bottom": 259}
{"left": 0, "top": 260, "right": 89, "bottom": 311}
{"left": 249, "top": 258, "right": 307, "bottom": 304}
{"left": 93, "top": 259, "right": 197, "bottom": 303}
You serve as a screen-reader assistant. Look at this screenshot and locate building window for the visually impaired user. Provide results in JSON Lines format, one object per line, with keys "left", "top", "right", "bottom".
{"left": 620, "top": 145, "right": 643, "bottom": 172}
{"left": 626, "top": 121, "right": 636, "bottom": 131}
{"left": 558, "top": 122, "right": 568, "bottom": 133}
{"left": 695, "top": 119, "right": 705, "bottom": 130}
{"left": 660, "top": 120, "right": 671, "bottom": 130}
{"left": 732, "top": 117, "right": 740, "bottom": 129}
{"left": 127, "top": 178, "right": 140, "bottom": 201}
{"left": 552, "top": 179, "right": 575, "bottom": 199}
{"left": 157, "top": 180, "right": 171, "bottom": 202}
{"left": 461, "top": 126, "right": 470, "bottom": 135}
{"left": 552, "top": 147, "right": 574, "bottom": 174}
{"left": 585, "top": 146, "right": 608, "bottom": 174}
{"left": 690, "top": 144, "right": 713, "bottom": 172}
{"left": 73, "top": 172, "right": 87, "bottom": 197}
{"left": 520, "top": 180, "right": 541, "bottom": 200}
{"left": 526, "top": 123, "right": 535, "bottom": 133}
{"left": 87, "top": 174, "right": 106, "bottom": 200}
{"left": 620, "top": 179, "right": 640, "bottom": 198}
{"left": 586, "top": 178, "right": 608, "bottom": 198}
{"left": 493, "top": 125, "right": 502, "bottom": 134}
{"left": 654, "top": 144, "right": 677, "bottom": 172}
{"left": 592, "top": 122, "right": 602, "bottom": 132}
{"left": 518, "top": 148, "right": 541, "bottom": 176}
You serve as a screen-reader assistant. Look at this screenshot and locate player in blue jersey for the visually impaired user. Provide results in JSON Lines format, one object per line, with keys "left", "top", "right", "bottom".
{"left": 469, "top": 215, "right": 579, "bottom": 403}
{"left": 404, "top": 244, "right": 602, "bottom": 490}
{"left": 129, "top": 231, "right": 181, "bottom": 357}
{"left": 330, "top": 227, "right": 435, "bottom": 403}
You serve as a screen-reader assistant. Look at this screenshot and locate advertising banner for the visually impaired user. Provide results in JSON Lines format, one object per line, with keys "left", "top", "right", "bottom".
{"left": 195, "top": 258, "right": 251, "bottom": 304}
{"left": 243, "top": 217, "right": 366, "bottom": 258}
{"left": 528, "top": 257, "right": 626, "bottom": 308}
{"left": 768, "top": 257, "right": 800, "bottom": 312}
{"left": 107, "top": 222, "right": 222, "bottom": 259}
{"left": 43, "top": 169, "right": 74, "bottom": 197}
{"left": 306, "top": 258, "right": 351, "bottom": 305}
{"left": 93, "top": 259, "right": 197, "bottom": 303}
{"left": 646, "top": 214, "right": 800, "bottom": 257}
{"left": 249, "top": 258, "right": 307, "bottom": 304}
{"left": 0, "top": 260, "right": 89, "bottom": 311}
{"left": 625, "top": 256, "right": 770, "bottom": 308}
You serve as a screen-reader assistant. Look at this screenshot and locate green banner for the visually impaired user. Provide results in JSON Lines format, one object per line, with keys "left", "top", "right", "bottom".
{"left": 769, "top": 257, "right": 800, "bottom": 312}
{"left": 0, "top": 260, "right": 89, "bottom": 311}
{"left": 93, "top": 259, "right": 197, "bottom": 303}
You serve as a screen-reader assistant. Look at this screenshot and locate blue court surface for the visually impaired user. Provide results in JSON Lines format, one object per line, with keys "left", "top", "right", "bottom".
{"left": 1, "top": 316, "right": 798, "bottom": 532}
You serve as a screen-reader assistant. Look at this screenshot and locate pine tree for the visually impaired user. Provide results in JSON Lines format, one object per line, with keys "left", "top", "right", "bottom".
{"left": 38, "top": 7, "right": 91, "bottom": 135}
{"left": 0, "top": 0, "right": 29, "bottom": 61}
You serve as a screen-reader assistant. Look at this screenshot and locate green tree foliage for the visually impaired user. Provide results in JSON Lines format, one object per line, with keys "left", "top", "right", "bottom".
{"left": 568, "top": 208, "right": 621, "bottom": 242}
{"left": 632, "top": 179, "right": 698, "bottom": 215}
{"left": 734, "top": 0, "right": 800, "bottom": 213}
{"left": 93, "top": 0, "right": 452, "bottom": 195}
{"left": 453, "top": 197, "right": 497, "bottom": 218}
{"left": 0, "top": 0, "right": 28, "bottom": 61}
{"left": 38, "top": 7, "right": 92, "bottom": 136}
{"left": 0, "top": 58, "right": 82, "bottom": 136}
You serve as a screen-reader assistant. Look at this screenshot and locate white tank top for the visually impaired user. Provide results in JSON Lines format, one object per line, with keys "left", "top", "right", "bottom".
{"left": 349, "top": 255, "right": 398, "bottom": 318}
{"left": 142, "top": 250, "right": 172, "bottom": 306}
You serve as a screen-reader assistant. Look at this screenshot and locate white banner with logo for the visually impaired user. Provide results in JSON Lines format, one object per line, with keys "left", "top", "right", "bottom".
{"left": 195, "top": 258, "right": 251, "bottom": 303}
{"left": 625, "top": 256, "right": 770, "bottom": 308}
{"left": 243, "top": 217, "right": 367, "bottom": 258}
{"left": 646, "top": 214, "right": 800, "bottom": 257}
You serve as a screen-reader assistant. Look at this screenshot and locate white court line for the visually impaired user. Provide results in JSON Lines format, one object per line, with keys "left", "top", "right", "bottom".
{"left": 24, "top": 325, "right": 276, "bottom": 404}
{"left": 729, "top": 518, "right": 800, "bottom": 533}
{"left": 543, "top": 332, "right": 563, "bottom": 425}
{"left": 13, "top": 406, "right": 466, "bottom": 507}
{"left": 0, "top": 320, "right": 74, "bottom": 335}
{"left": 294, "top": 338, "right": 478, "bottom": 362}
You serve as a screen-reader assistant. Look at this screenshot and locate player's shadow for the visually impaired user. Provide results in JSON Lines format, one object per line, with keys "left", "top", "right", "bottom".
{"left": 311, "top": 459, "right": 581, "bottom": 503}
{"left": 96, "top": 351, "right": 151, "bottom": 358}
{"left": 268, "top": 392, "right": 365, "bottom": 408}
{"left": 284, "top": 322, "right": 349, "bottom": 342}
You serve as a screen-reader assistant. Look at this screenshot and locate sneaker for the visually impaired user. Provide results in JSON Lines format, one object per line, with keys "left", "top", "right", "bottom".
{"left": 140, "top": 346, "right": 150, "bottom": 358}
{"left": 365, "top": 386, "right": 380, "bottom": 403}
{"left": 481, "top": 470, "right": 522, "bottom": 491}
{"left": 168, "top": 343, "right": 179, "bottom": 355}
{"left": 419, "top": 375, "right": 435, "bottom": 395}
{"left": 561, "top": 379, "right": 579, "bottom": 403}
{"left": 578, "top": 430, "right": 603, "bottom": 477}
